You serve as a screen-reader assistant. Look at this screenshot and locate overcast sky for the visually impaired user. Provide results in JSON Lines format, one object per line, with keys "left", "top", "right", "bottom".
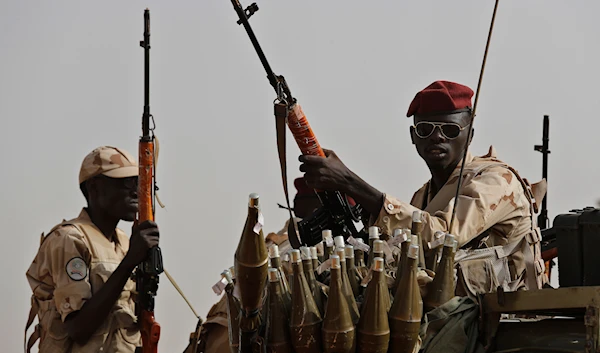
{"left": 2, "top": 0, "right": 599, "bottom": 351}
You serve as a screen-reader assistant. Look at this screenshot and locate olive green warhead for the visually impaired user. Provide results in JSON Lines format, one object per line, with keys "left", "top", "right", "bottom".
{"left": 269, "top": 244, "right": 291, "bottom": 315}
{"left": 357, "top": 258, "right": 390, "bottom": 353}
{"left": 372, "top": 240, "right": 384, "bottom": 261}
{"left": 367, "top": 226, "right": 380, "bottom": 268}
{"left": 392, "top": 235, "right": 411, "bottom": 294}
{"left": 235, "top": 193, "right": 269, "bottom": 314}
{"left": 290, "top": 249, "right": 322, "bottom": 353}
{"left": 266, "top": 268, "right": 293, "bottom": 353}
{"left": 322, "top": 255, "right": 356, "bottom": 353}
{"left": 336, "top": 248, "right": 360, "bottom": 325}
{"left": 302, "top": 246, "right": 325, "bottom": 315}
{"left": 424, "top": 234, "right": 457, "bottom": 312}
{"left": 388, "top": 244, "right": 423, "bottom": 353}
{"left": 411, "top": 210, "right": 426, "bottom": 268}
{"left": 235, "top": 193, "right": 269, "bottom": 353}
{"left": 322, "top": 229, "right": 334, "bottom": 262}
{"left": 426, "top": 231, "right": 446, "bottom": 272}
{"left": 345, "top": 245, "right": 360, "bottom": 298}
{"left": 310, "top": 246, "right": 319, "bottom": 273}
{"left": 354, "top": 238, "right": 368, "bottom": 279}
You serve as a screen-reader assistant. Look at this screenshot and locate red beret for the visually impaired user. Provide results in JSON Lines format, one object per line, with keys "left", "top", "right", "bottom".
{"left": 406, "top": 80, "right": 474, "bottom": 117}
{"left": 294, "top": 177, "right": 315, "bottom": 197}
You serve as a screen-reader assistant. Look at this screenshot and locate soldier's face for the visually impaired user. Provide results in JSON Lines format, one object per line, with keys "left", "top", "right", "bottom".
{"left": 90, "top": 175, "right": 139, "bottom": 222}
{"left": 411, "top": 112, "right": 472, "bottom": 171}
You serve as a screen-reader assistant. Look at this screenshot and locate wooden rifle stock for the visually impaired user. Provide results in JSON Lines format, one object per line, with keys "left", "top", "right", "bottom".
{"left": 137, "top": 8, "right": 163, "bottom": 353}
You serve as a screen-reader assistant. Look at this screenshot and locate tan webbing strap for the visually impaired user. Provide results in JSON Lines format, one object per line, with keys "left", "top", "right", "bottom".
{"left": 506, "top": 166, "right": 545, "bottom": 289}
{"left": 24, "top": 295, "right": 40, "bottom": 353}
{"left": 524, "top": 228, "right": 544, "bottom": 289}
{"left": 506, "top": 165, "right": 539, "bottom": 218}
{"left": 455, "top": 233, "right": 524, "bottom": 263}
{"left": 456, "top": 234, "right": 526, "bottom": 289}
{"left": 274, "top": 101, "right": 301, "bottom": 249}
{"left": 26, "top": 328, "right": 40, "bottom": 353}
{"left": 456, "top": 230, "right": 541, "bottom": 291}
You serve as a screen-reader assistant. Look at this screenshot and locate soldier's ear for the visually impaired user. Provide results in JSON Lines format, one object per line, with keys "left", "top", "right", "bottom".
{"left": 410, "top": 126, "right": 416, "bottom": 145}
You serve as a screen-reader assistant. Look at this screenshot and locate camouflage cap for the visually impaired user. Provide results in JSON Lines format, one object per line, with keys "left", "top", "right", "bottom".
{"left": 78, "top": 146, "right": 138, "bottom": 184}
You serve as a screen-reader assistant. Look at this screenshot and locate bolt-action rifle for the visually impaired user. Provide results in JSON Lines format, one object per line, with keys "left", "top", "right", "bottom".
{"left": 230, "top": 1, "right": 366, "bottom": 249}
{"left": 136, "top": 8, "right": 164, "bottom": 353}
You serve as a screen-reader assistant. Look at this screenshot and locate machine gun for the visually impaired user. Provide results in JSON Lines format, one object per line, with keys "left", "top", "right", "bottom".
{"left": 136, "top": 8, "right": 164, "bottom": 353}
{"left": 534, "top": 115, "right": 556, "bottom": 261}
{"left": 535, "top": 115, "right": 550, "bottom": 230}
{"left": 230, "top": 1, "right": 366, "bottom": 248}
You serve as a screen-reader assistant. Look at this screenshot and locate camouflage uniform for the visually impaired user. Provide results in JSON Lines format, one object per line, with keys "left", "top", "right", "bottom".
{"left": 25, "top": 146, "right": 141, "bottom": 353}
{"left": 371, "top": 146, "right": 548, "bottom": 297}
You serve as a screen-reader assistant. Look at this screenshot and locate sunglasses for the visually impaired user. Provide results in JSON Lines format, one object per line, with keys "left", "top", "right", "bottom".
{"left": 413, "top": 121, "right": 468, "bottom": 140}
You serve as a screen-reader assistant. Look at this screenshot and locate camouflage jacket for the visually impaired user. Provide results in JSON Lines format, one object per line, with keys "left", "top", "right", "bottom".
{"left": 25, "top": 208, "right": 140, "bottom": 353}
{"left": 371, "top": 146, "right": 547, "bottom": 293}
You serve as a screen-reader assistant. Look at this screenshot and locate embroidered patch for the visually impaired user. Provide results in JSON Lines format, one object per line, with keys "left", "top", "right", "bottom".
{"left": 65, "top": 257, "right": 88, "bottom": 281}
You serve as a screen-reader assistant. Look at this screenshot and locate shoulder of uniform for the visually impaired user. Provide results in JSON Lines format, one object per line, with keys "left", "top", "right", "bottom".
{"left": 416, "top": 181, "right": 429, "bottom": 192}
{"left": 410, "top": 181, "right": 428, "bottom": 200}
{"left": 43, "top": 222, "right": 86, "bottom": 244}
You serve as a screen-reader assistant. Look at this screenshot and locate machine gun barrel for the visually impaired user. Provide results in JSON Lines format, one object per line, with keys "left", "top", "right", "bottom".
{"left": 534, "top": 115, "right": 550, "bottom": 230}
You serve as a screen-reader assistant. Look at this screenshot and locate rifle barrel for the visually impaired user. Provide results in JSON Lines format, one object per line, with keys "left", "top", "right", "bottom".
{"left": 141, "top": 8, "right": 151, "bottom": 139}
{"left": 230, "top": 0, "right": 284, "bottom": 96}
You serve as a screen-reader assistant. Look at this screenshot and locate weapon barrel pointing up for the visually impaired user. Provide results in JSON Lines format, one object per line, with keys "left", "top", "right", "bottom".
{"left": 230, "top": 0, "right": 280, "bottom": 93}
{"left": 137, "top": 8, "right": 163, "bottom": 353}
{"left": 535, "top": 115, "right": 550, "bottom": 229}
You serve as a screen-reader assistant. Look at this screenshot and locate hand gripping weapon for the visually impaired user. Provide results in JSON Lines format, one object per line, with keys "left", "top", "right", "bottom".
{"left": 136, "top": 8, "right": 164, "bottom": 353}
{"left": 230, "top": 1, "right": 365, "bottom": 249}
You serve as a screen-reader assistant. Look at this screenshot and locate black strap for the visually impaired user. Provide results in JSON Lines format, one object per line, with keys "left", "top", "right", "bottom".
{"left": 274, "top": 102, "right": 302, "bottom": 249}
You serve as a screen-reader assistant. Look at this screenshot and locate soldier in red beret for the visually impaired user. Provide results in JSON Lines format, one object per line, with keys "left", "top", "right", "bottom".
{"left": 299, "top": 80, "right": 548, "bottom": 296}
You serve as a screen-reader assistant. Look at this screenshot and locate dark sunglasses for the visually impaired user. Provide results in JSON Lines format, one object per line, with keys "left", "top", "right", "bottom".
{"left": 413, "top": 121, "right": 467, "bottom": 140}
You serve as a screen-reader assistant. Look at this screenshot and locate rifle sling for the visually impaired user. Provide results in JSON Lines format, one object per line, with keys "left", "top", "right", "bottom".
{"left": 274, "top": 101, "right": 302, "bottom": 249}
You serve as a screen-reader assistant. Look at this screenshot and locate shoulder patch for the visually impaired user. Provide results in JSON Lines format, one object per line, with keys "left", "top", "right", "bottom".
{"left": 65, "top": 257, "right": 88, "bottom": 281}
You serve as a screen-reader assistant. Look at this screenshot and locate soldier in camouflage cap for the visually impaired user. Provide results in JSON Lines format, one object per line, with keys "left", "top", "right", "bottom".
{"left": 299, "top": 80, "right": 548, "bottom": 298}
{"left": 26, "top": 146, "right": 160, "bottom": 353}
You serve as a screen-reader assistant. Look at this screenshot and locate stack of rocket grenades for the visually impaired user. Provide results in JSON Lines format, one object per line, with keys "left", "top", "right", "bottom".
{"left": 214, "top": 193, "right": 459, "bottom": 353}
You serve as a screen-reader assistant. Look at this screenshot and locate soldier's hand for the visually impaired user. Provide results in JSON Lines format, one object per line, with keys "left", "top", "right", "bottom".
{"left": 124, "top": 220, "right": 160, "bottom": 269}
{"left": 299, "top": 149, "right": 352, "bottom": 192}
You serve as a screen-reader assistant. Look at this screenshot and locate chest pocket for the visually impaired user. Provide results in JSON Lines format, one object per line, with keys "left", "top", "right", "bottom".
{"left": 91, "top": 261, "right": 138, "bottom": 328}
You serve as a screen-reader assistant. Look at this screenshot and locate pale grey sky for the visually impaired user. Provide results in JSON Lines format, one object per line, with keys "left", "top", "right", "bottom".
{"left": 2, "top": 0, "right": 599, "bottom": 351}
